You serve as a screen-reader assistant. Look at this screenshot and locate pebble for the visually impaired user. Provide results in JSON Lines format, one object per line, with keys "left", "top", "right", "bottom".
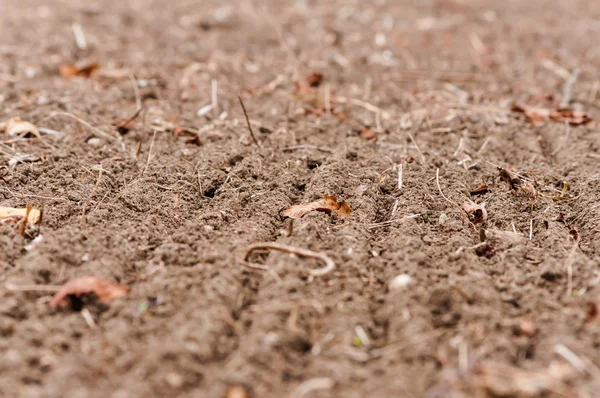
{"left": 389, "top": 274, "right": 415, "bottom": 291}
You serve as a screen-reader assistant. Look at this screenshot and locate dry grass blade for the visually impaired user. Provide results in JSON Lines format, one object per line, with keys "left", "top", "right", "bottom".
{"left": 238, "top": 96, "right": 260, "bottom": 147}
{"left": 41, "top": 111, "right": 118, "bottom": 142}
{"left": 244, "top": 242, "right": 335, "bottom": 276}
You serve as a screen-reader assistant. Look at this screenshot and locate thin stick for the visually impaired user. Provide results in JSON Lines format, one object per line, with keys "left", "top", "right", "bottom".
{"left": 408, "top": 132, "right": 426, "bottom": 163}
{"left": 81, "top": 166, "right": 103, "bottom": 227}
{"left": 397, "top": 163, "right": 403, "bottom": 192}
{"left": 324, "top": 84, "right": 331, "bottom": 115}
{"left": 292, "top": 378, "right": 334, "bottom": 398}
{"left": 71, "top": 23, "right": 87, "bottom": 50}
{"left": 143, "top": 131, "right": 157, "bottom": 176}
{"left": 5, "top": 283, "right": 61, "bottom": 292}
{"left": 332, "top": 96, "right": 391, "bottom": 119}
{"left": 81, "top": 308, "right": 97, "bottom": 329}
{"left": 564, "top": 234, "right": 581, "bottom": 297}
{"left": 40, "top": 111, "right": 117, "bottom": 142}
{"left": 129, "top": 73, "right": 142, "bottom": 110}
{"left": 211, "top": 78, "right": 218, "bottom": 118}
{"left": 282, "top": 145, "right": 332, "bottom": 153}
{"left": 529, "top": 218, "right": 533, "bottom": 241}
{"left": 436, "top": 169, "right": 461, "bottom": 210}
{"left": 244, "top": 242, "right": 335, "bottom": 276}
{"left": 560, "top": 69, "right": 580, "bottom": 109}
{"left": 238, "top": 96, "right": 260, "bottom": 147}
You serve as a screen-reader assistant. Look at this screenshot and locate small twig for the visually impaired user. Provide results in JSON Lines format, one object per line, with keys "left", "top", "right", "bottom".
{"left": 291, "top": 378, "right": 334, "bottom": 398}
{"left": 81, "top": 166, "right": 104, "bottom": 228}
{"left": 81, "top": 308, "right": 97, "bottom": 329}
{"left": 397, "top": 163, "right": 403, "bottom": 192}
{"left": 408, "top": 132, "right": 426, "bottom": 163}
{"left": 5, "top": 283, "right": 61, "bottom": 292}
{"left": 40, "top": 111, "right": 117, "bottom": 142}
{"left": 244, "top": 242, "right": 335, "bottom": 276}
{"left": 454, "top": 242, "right": 488, "bottom": 256}
{"left": 71, "top": 23, "right": 87, "bottom": 50}
{"left": 143, "top": 131, "right": 157, "bottom": 176}
{"left": 129, "top": 73, "right": 142, "bottom": 110}
{"left": 282, "top": 145, "right": 332, "bottom": 153}
{"left": 367, "top": 213, "right": 421, "bottom": 229}
{"left": 564, "top": 233, "right": 581, "bottom": 297}
{"left": 19, "top": 203, "right": 31, "bottom": 236}
{"left": 560, "top": 69, "right": 580, "bottom": 109}
{"left": 436, "top": 169, "right": 461, "bottom": 210}
{"left": 332, "top": 96, "right": 392, "bottom": 119}
{"left": 238, "top": 96, "right": 260, "bottom": 147}
{"left": 211, "top": 78, "right": 218, "bottom": 118}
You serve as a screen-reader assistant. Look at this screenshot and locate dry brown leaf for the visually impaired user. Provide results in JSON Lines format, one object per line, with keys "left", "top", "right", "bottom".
{"left": 0, "top": 206, "right": 41, "bottom": 224}
{"left": 307, "top": 71, "right": 324, "bottom": 88}
{"left": 49, "top": 276, "right": 128, "bottom": 309}
{"left": 550, "top": 109, "right": 595, "bottom": 126}
{"left": 359, "top": 126, "right": 378, "bottom": 141}
{"left": 59, "top": 62, "right": 100, "bottom": 79}
{"left": 462, "top": 201, "right": 487, "bottom": 224}
{"left": 282, "top": 194, "right": 351, "bottom": 220}
{"left": 469, "top": 182, "right": 489, "bottom": 196}
{"left": 512, "top": 102, "right": 596, "bottom": 127}
{"left": 511, "top": 103, "right": 550, "bottom": 126}
{"left": 0, "top": 117, "right": 40, "bottom": 138}
{"left": 338, "top": 201, "right": 352, "bottom": 219}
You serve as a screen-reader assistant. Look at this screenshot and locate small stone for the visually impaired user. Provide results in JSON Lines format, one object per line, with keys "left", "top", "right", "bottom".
{"left": 439, "top": 213, "right": 448, "bottom": 225}
{"left": 165, "top": 372, "right": 184, "bottom": 389}
{"left": 87, "top": 138, "right": 102, "bottom": 146}
{"left": 389, "top": 274, "right": 415, "bottom": 291}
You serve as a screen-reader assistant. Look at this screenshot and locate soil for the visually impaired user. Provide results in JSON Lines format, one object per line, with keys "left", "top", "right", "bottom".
{"left": 2, "top": 0, "right": 600, "bottom": 397}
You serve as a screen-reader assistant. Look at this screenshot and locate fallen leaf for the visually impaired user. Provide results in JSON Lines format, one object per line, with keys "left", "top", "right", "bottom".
{"left": 49, "top": 276, "right": 128, "bottom": 309}
{"left": 282, "top": 194, "right": 351, "bottom": 220}
{"left": 512, "top": 102, "right": 595, "bottom": 127}
{"left": 307, "top": 71, "right": 324, "bottom": 88}
{"left": 0, "top": 117, "right": 40, "bottom": 138}
{"left": 338, "top": 201, "right": 352, "bottom": 219}
{"left": 550, "top": 109, "right": 595, "bottom": 126}
{"left": 462, "top": 201, "right": 487, "bottom": 224}
{"left": 59, "top": 62, "right": 100, "bottom": 79}
{"left": 511, "top": 103, "right": 550, "bottom": 126}
{"left": 498, "top": 167, "right": 521, "bottom": 191}
{"left": 469, "top": 182, "right": 489, "bottom": 196}
{"left": 359, "top": 126, "right": 378, "bottom": 141}
{"left": 0, "top": 206, "right": 41, "bottom": 224}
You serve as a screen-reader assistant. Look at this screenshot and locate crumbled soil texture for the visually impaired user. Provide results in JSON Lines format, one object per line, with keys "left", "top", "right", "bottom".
{"left": 2, "top": 0, "right": 600, "bottom": 397}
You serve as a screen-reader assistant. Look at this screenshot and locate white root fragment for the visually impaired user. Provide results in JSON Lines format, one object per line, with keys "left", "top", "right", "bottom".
{"left": 244, "top": 243, "right": 335, "bottom": 276}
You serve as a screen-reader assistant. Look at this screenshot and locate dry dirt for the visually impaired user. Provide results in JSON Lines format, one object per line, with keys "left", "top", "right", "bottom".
{"left": 2, "top": 0, "right": 600, "bottom": 397}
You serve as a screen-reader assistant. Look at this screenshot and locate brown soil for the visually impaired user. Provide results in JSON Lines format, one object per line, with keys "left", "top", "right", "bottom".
{"left": 2, "top": 1, "right": 600, "bottom": 397}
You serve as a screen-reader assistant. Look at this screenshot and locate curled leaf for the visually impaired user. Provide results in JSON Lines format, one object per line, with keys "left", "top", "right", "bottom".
{"left": 511, "top": 103, "right": 550, "bottom": 126}
{"left": 307, "top": 71, "right": 324, "bottom": 88}
{"left": 0, "top": 206, "right": 41, "bottom": 224}
{"left": 549, "top": 109, "right": 595, "bottom": 126}
{"left": 59, "top": 62, "right": 100, "bottom": 79}
{"left": 462, "top": 201, "right": 487, "bottom": 224}
{"left": 282, "top": 194, "right": 351, "bottom": 219}
{"left": 49, "top": 276, "right": 128, "bottom": 309}
{"left": 0, "top": 117, "right": 40, "bottom": 138}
